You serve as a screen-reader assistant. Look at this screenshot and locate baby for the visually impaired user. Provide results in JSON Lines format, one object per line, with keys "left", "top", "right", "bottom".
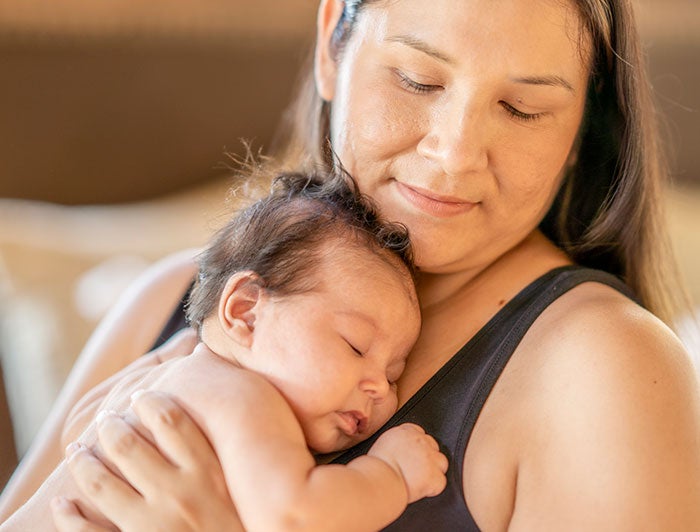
{"left": 2, "top": 171, "right": 447, "bottom": 531}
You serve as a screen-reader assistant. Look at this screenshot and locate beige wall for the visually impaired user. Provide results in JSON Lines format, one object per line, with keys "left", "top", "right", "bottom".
{"left": 0, "top": 1, "right": 698, "bottom": 204}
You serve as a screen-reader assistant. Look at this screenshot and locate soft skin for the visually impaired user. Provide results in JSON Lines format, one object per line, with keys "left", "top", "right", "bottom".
{"left": 1, "top": 0, "right": 699, "bottom": 530}
{"left": 2, "top": 247, "right": 448, "bottom": 532}
{"left": 315, "top": 0, "right": 588, "bottom": 275}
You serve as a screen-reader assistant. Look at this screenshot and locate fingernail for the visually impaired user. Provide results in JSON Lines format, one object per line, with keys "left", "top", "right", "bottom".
{"left": 130, "top": 389, "right": 146, "bottom": 403}
{"left": 65, "top": 442, "right": 84, "bottom": 458}
{"left": 95, "top": 409, "right": 118, "bottom": 425}
{"left": 51, "top": 496, "right": 69, "bottom": 509}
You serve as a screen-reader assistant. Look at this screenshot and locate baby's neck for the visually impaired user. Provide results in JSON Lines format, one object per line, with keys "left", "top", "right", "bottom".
{"left": 192, "top": 329, "right": 243, "bottom": 368}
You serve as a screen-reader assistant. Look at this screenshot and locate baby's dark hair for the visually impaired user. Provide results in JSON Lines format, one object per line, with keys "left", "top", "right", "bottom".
{"left": 186, "top": 170, "right": 415, "bottom": 329}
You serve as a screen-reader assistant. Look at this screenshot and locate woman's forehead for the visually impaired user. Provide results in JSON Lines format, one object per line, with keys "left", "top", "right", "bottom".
{"left": 355, "top": 0, "right": 592, "bottom": 81}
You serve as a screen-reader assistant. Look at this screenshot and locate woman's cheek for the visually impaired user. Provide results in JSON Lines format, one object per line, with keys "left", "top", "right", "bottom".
{"left": 501, "top": 157, "right": 567, "bottom": 228}
{"left": 358, "top": 93, "right": 416, "bottom": 155}
{"left": 356, "top": 70, "right": 426, "bottom": 142}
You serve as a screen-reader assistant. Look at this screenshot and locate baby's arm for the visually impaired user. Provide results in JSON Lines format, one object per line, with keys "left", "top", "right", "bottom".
{"left": 171, "top": 354, "right": 447, "bottom": 532}
{"left": 301, "top": 423, "right": 448, "bottom": 529}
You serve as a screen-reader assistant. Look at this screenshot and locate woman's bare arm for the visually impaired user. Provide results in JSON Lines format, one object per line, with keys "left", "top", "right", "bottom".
{"left": 508, "top": 295, "right": 700, "bottom": 529}
{"left": 0, "top": 249, "right": 198, "bottom": 520}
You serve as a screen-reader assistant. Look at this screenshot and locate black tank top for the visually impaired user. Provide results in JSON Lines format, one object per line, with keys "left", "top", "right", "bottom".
{"left": 154, "top": 265, "right": 636, "bottom": 530}
{"left": 331, "top": 265, "right": 636, "bottom": 530}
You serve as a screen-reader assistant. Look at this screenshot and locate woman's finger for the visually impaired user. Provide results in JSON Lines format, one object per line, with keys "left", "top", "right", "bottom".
{"left": 51, "top": 496, "right": 113, "bottom": 532}
{"left": 125, "top": 391, "right": 239, "bottom": 529}
{"left": 64, "top": 445, "right": 148, "bottom": 530}
{"left": 93, "top": 411, "right": 180, "bottom": 501}
{"left": 70, "top": 392, "right": 238, "bottom": 530}
{"left": 129, "top": 390, "right": 221, "bottom": 472}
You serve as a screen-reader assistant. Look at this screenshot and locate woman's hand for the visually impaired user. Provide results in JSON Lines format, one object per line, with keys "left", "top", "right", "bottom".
{"left": 52, "top": 391, "right": 240, "bottom": 531}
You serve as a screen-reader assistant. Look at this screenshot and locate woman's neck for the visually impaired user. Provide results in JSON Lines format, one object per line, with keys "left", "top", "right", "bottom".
{"left": 414, "top": 230, "right": 570, "bottom": 313}
{"left": 397, "top": 230, "right": 571, "bottom": 404}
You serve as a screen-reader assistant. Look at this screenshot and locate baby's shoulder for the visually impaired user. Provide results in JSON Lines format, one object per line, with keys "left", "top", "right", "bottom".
{"left": 154, "top": 349, "right": 284, "bottom": 412}
{"left": 150, "top": 349, "right": 305, "bottom": 454}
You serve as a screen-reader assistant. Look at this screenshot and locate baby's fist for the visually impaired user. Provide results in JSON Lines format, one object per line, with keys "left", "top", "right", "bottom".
{"left": 369, "top": 423, "right": 448, "bottom": 503}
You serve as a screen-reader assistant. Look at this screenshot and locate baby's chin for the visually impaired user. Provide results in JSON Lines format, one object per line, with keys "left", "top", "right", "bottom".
{"left": 309, "top": 436, "right": 358, "bottom": 456}
{"left": 306, "top": 410, "right": 396, "bottom": 455}
{"left": 308, "top": 430, "right": 376, "bottom": 457}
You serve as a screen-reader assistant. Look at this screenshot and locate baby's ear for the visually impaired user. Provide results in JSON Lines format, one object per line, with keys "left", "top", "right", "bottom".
{"left": 218, "top": 271, "right": 263, "bottom": 348}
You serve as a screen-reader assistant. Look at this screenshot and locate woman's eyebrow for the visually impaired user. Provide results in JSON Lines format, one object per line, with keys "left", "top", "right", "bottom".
{"left": 385, "top": 35, "right": 577, "bottom": 94}
{"left": 385, "top": 34, "right": 455, "bottom": 65}
{"left": 510, "top": 75, "right": 576, "bottom": 94}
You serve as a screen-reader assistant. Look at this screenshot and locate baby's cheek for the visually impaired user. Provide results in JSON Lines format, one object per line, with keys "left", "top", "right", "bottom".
{"left": 375, "top": 391, "right": 400, "bottom": 430}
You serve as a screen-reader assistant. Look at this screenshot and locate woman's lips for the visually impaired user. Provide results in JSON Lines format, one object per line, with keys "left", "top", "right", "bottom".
{"left": 395, "top": 181, "right": 477, "bottom": 218}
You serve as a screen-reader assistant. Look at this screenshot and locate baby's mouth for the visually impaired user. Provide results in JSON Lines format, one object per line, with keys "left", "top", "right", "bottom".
{"left": 337, "top": 410, "right": 369, "bottom": 436}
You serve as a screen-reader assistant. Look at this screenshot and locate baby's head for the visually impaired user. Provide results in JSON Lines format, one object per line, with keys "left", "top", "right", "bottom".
{"left": 188, "top": 171, "right": 421, "bottom": 453}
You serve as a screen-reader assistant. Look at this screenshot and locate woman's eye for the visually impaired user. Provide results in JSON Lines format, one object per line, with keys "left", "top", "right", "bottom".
{"left": 395, "top": 70, "right": 441, "bottom": 94}
{"left": 500, "top": 101, "right": 544, "bottom": 122}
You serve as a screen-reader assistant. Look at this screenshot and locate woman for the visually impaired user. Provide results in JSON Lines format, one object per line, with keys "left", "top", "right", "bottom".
{"left": 3, "top": 0, "right": 699, "bottom": 529}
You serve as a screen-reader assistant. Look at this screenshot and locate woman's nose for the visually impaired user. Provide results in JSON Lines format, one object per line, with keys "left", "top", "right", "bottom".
{"left": 417, "top": 96, "right": 488, "bottom": 177}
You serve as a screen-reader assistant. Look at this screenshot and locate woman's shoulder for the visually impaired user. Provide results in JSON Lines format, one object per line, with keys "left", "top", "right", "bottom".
{"left": 534, "top": 278, "right": 689, "bottom": 368}
{"left": 482, "top": 283, "right": 700, "bottom": 530}
{"left": 112, "top": 247, "right": 200, "bottom": 316}
{"left": 497, "top": 279, "right": 700, "bottom": 527}
{"left": 84, "top": 248, "right": 201, "bottom": 363}
{"left": 522, "top": 279, "right": 695, "bottom": 404}
{"left": 137, "top": 247, "right": 200, "bottom": 291}
{"left": 466, "top": 269, "right": 700, "bottom": 528}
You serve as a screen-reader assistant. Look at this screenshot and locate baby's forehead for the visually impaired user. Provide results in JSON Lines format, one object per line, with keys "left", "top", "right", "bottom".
{"left": 320, "top": 238, "right": 419, "bottom": 305}
{"left": 325, "top": 234, "right": 412, "bottom": 278}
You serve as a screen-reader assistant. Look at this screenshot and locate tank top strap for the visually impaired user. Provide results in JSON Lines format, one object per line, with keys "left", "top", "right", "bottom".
{"left": 149, "top": 280, "right": 195, "bottom": 351}
{"left": 459, "top": 264, "right": 637, "bottom": 461}
{"left": 332, "top": 264, "right": 637, "bottom": 531}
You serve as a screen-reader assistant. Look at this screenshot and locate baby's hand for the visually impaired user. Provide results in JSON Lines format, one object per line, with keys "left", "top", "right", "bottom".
{"left": 368, "top": 423, "right": 448, "bottom": 503}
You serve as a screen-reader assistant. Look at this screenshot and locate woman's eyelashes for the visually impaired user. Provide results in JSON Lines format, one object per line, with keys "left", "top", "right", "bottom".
{"left": 394, "top": 68, "right": 547, "bottom": 123}
{"left": 500, "top": 101, "right": 545, "bottom": 122}
{"left": 394, "top": 69, "right": 442, "bottom": 94}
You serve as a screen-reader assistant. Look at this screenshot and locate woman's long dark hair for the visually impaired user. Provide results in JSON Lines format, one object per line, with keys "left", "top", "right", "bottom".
{"left": 270, "top": 0, "right": 689, "bottom": 325}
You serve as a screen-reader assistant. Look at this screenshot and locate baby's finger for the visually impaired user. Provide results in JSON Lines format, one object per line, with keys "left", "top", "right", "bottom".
{"left": 436, "top": 451, "right": 449, "bottom": 473}
{"left": 427, "top": 471, "right": 448, "bottom": 498}
{"left": 425, "top": 434, "right": 440, "bottom": 451}
{"left": 51, "top": 496, "right": 113, "bottom": 532}
{"left": 130, "top": 390, "right": 220, "bottom": 472}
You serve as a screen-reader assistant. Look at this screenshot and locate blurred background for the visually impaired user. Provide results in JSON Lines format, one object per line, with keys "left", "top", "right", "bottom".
{"left": 0, "top": 0, "right": 698, "bottom": 491}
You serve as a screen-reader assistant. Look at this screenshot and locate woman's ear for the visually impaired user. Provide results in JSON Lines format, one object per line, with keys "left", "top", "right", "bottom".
{"left": 314, "top": 0, "right": 345, "bottom": 101}
{"left": 218, "top": 272, "right": 263, "bottom": 348}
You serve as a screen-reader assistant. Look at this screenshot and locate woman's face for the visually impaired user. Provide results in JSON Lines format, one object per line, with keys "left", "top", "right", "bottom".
{"left": 315, "top": 0, "right": 591, "bottom": 273}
